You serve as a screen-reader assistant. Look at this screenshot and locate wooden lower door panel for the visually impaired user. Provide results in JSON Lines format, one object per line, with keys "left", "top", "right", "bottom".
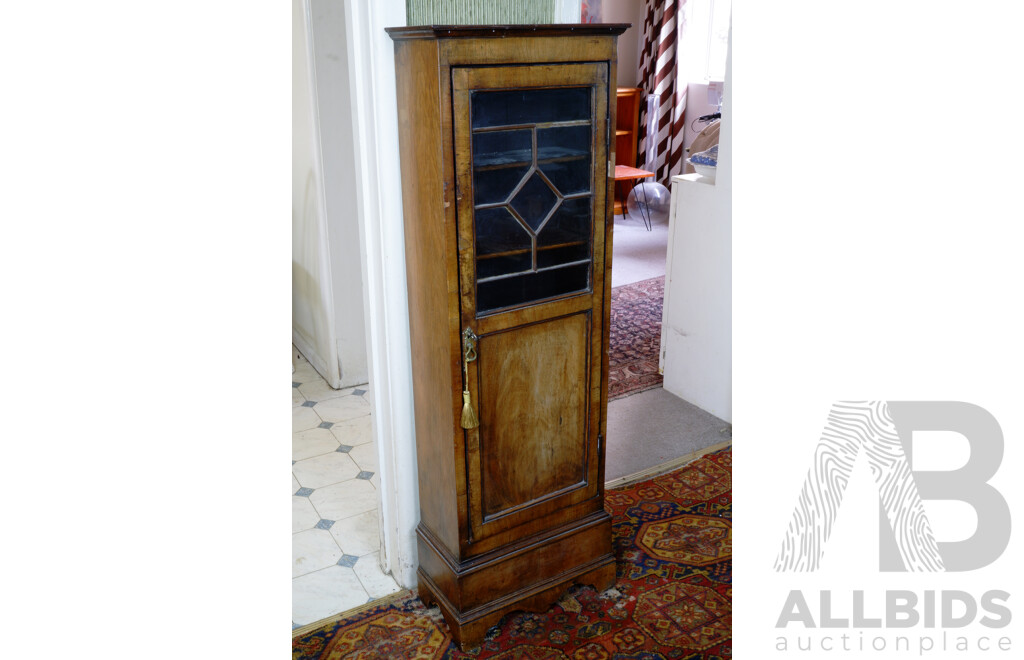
{"left": 470, "top": 311, "right": 597, "bottom": 538}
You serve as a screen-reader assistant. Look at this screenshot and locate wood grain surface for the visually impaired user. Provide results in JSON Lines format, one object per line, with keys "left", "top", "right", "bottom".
{"left": 389, "top": 27, "right": 621, "bottom": 649}
{"left": 478, "top": 313, "right": 588, "bottom": 518}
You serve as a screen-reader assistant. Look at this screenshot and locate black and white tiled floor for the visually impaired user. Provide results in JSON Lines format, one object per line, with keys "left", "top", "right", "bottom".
{"left": 292, "top": 347, "right": 400, "bottom": 628}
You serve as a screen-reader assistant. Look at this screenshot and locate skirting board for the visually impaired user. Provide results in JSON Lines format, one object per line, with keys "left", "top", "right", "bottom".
{"left": 292, "top": 332, "right": 340, "bottom": 389}
{"left": 604, "top": 439, "right": 732, "bottom": 490}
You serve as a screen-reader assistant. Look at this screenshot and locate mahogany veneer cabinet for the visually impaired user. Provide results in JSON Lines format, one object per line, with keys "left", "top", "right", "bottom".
{"left": 386, "top": 24, "right": 629, "bottom": 648}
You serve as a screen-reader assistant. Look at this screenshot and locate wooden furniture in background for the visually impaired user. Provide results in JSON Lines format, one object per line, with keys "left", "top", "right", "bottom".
{"left": 612, "top": 165, "right": 655, "bottom": 230}
{"left": 387, "top": 23, "right": 629, "bottom": 649}
{"left": 613, "top": 87, "right": 642, "bottom": 215}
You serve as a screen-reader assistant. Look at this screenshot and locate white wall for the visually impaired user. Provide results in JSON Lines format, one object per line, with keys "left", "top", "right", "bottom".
{"left": 293, "top": 0, "right": 370, "bottom": 389}
{"left": 557, "top": 0, "right": 583, "bottom": 22}
{"left": 603, "top": 0, "right": 644, "bottom": 88}
{"left": 310, "top": 0, "right": 369, "bottom": 388}
{"left": 293, "top": 0, "right": 341, "bottom": 386}
{"left": 681, "top": 82, "right": 721, "bottom": 151}
{"left": 659, "top": 28, "right": 731, "bottom": 423}
{"left": 679, "top": 0, "right": 730, "bottom": 151}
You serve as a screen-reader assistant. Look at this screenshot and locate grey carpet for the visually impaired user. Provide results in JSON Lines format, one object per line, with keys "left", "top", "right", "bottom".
{"left": 610, "top": 211, "right": 669, "bottom": 288}
{"left": 605, "top": 386, "right": 729, "bottom": 482}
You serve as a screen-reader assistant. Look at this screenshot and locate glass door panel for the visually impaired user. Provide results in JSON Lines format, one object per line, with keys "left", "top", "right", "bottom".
{"left": 469, "top": 86, "right": 595, "bottom": 315}
{"left": 470, "top": 87, "right": 591, "bottom": 129}
{"left": 474, "top": 206, "right": 533, "bottom": 280}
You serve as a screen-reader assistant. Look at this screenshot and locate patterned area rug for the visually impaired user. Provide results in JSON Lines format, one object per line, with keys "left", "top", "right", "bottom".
{"left": 293, "top": 447, "right": 732, "bottom": 659}
{"left": 609, "top": 276, "right": 665, "bottom": 401}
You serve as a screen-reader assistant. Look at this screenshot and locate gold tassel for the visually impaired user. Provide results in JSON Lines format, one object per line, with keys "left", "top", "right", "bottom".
{"left": 460, "top": 389, "right": 479, "bottom": 429}
{"left": 460, "top": 327, "right": 479, "bottom": 429}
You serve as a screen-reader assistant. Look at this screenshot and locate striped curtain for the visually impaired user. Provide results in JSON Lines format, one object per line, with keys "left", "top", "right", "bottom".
{"left": 637, "top": 0, "right": 688, "bottom": 186}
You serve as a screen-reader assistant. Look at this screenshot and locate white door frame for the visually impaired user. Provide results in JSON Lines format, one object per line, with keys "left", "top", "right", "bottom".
{"left": 342, "top": 0, "right": 418, "bottom": 587}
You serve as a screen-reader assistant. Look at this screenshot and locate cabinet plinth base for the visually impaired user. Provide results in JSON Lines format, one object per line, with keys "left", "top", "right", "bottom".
{"left": 415, "top": 512, "right": 616, "bottom": 650}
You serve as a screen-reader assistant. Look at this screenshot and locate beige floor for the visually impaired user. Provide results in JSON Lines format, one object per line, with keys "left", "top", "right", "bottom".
{"left": 611, "top": 207, "right": 670, "bottom": 287}
{"left": 292, "top": 348, "right": 399, "bottom": 628}
{"left": 606, "top": 387, "right": 729, "bottom": 482}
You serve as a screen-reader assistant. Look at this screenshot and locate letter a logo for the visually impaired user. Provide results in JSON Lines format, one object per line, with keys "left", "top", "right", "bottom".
{"left": 774, "top": 401, "right": 1009, "bottom": 572}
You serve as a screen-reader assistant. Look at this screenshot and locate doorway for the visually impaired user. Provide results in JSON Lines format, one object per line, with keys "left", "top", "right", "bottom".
{"left": 604, "top": 196, "right": 728, "bottom": 484}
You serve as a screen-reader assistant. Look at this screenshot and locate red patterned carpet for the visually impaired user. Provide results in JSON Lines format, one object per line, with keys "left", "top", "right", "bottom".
{"left": 293, "top": 447, "right": 732, "bottom": 660}
{"left": 608, "top": 276, "right": 665, "bottom": 400}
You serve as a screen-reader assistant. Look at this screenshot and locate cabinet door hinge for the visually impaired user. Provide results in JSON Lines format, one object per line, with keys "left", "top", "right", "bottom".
{"left": 597, "top": 433, "right": 604, "bottom": 453}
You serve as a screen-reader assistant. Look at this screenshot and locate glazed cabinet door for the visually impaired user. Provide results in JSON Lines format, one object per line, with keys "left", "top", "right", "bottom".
{"left": 452, "top": 63, "right": 610, "bottom": 545}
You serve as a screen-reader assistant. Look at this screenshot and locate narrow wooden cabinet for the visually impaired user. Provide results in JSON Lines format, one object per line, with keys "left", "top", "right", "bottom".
{"left": 386, "top": 24, "right": 629, "bottom": 649}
